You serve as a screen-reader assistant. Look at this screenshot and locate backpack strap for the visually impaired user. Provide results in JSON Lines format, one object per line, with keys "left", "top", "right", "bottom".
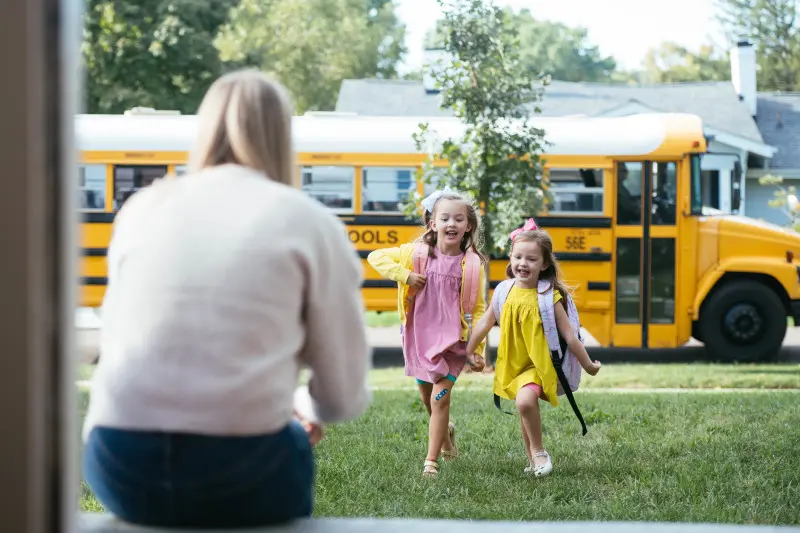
{"left": 461, "top": 251, "right": 481, "bottom": 340}
{"left": 536, "top": 281, "right": 562, "bottom": 354}
{"left": 404, "top": 242, "right": 430, "bottom": 310}
{"left": 537, "top": 280, "right": 588, "bottom": 436}
{"left": 493, "top": 394, "right": 516, "bottom": 416}
{"left": 491, "top": 279, "right": 515, "bottom": 322}
{"left": 412, "top": 242, "right": 429, "bottom": 277}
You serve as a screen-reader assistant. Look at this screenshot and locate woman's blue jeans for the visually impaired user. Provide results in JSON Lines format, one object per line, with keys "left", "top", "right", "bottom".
{"left": 83, "top": 420, "right": 314, "bottom": 528}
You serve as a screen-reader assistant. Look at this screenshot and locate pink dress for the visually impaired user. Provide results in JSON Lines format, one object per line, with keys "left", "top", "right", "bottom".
{"left": 401, "top": 248, "right": 468, "bottom": 384}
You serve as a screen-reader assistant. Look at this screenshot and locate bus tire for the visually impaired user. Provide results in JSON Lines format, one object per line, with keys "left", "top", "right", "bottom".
{"left": 699, "top": 280, "right": 786, "bottom": 363}
{"left": 691, "top": 321, "right": 703, "bottom": 343}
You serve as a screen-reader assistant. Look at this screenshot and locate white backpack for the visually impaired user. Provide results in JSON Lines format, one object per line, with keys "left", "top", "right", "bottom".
{"left": 492, "top": 278, "right": 588, "bottom": 435}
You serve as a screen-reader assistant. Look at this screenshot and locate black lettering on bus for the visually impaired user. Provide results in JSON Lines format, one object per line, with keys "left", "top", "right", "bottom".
{"left": 566, "top": 236, "right": 586, "bottom": 251}
{"left": 348, "top": 229, "right": 400, "bottom": 245}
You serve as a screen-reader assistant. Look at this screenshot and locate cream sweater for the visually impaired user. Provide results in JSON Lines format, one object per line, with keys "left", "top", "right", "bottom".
{"left": 82, "top": 164, "right": 371, "bottom": 440}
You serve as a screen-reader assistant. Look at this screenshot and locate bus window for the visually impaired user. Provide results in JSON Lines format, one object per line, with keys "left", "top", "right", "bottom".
{"left": 548, "top": 168, "right": 604, "bottom": 214}
{"left": 652, "top": 162, "right": 677, "bottom": 225}
{"left": 422, "top": 167, "right": 447, "bottom": 198}
{"left": 616, "top": 238, "right": 642, "bottom": 324}
{"left": 78, "top": 164, "right": 106, "bottom": 210}
{"left": 617, "top": 162, "right": 642, "bottom": 225}
{"left": 690, "top": 154, "right": 703, "bottom": 214}
{"left": 650, "top": 238, "right": 676, "bottom": 323}
{"left": 362, "top": 167, "right": 416, "bottom": 212}
{"left": 700, "top": 170, "right": 721, "bottom": 209}
{"left": 113, "top": 165, "right": 168, "bottom": 211}
{"left": 301, "top": 166, "right": 354, "bottom": 212}
{"left": 174, "top": 165, "right": 188, "bottom": 176}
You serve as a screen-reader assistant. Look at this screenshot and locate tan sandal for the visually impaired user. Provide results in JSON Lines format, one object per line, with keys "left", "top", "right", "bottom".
{"left": 422, "top": 459, "right": 439, "bottom": 477}
{"left": 441, "top": 422, "right": 458, "bottom": 460}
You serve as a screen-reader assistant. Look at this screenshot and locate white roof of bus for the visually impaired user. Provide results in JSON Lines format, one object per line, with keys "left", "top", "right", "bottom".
{"left": 74, "top": 112, "right": 701, "bottom": 156}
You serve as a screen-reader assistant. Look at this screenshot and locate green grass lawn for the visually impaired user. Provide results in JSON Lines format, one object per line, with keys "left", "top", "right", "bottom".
{"left": 77, "top": 377, "right": 800, "bottom": 524}
{"left": 76, "top": 363, "right": 800, "bottom": 391}
{"left": 365, "top": 311, "right": 401, "bottom": 328}
{"left": 368, "top": 364, "right": 800, "bottom": 390}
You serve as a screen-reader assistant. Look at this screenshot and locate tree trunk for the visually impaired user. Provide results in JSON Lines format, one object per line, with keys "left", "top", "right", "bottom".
{"left": 478, "top": 183, "right": 495, "bottom": 370}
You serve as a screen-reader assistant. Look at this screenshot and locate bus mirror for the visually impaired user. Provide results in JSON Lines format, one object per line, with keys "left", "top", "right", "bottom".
{"left": 732, "top": 187, "right": 742, "bottom": 212}
{"left": 732, "top": 160, "right": 743, "bottom": 212}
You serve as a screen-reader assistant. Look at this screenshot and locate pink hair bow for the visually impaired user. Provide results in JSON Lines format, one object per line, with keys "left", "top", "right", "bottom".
{"left": 509, "top": 218, "right": 538, "bottom": 241}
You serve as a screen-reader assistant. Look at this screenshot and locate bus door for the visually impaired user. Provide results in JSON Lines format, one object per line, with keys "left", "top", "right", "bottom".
{"left": 613, "top": 161, "right": 679, "bottom": 348}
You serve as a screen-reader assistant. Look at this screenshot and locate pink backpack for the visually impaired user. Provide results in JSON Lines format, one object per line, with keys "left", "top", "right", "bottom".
{"left": 492, "top": 278, "right": 588, "bottom": 435}
{"left": 407, "top": 242, "right": 482, "bottom": 341}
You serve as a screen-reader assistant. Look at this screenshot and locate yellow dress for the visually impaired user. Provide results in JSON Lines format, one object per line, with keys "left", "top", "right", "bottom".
{"left": 493, "top": 286, "right": 560, "bottom": 407}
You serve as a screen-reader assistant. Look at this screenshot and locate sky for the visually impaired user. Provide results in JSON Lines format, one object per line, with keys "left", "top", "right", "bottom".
{"left": 395, "top": 0, "right": 727, "bottom": 74}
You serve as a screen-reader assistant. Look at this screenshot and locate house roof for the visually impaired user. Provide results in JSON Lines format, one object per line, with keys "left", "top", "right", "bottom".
{"left": 336, "top": 79, "right": 454, "bottom": 117}
{"left": 336, "top": 79, "right": 767, "bottom": 145}
{"left": 755, "top": 93, "right": 800, "bottom": 169}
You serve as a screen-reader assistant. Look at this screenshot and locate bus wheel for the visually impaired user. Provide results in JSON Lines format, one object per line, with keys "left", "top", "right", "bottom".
{"left": 691, "top": 321, "right": 703, "bottom": 343}
{"left": 699, "top": 280, "right": 786, "bottom": 363}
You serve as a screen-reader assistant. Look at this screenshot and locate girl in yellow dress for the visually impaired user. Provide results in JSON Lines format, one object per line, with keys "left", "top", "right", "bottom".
{"left": 466, "top": 220, "right": 601, "bottom": 477}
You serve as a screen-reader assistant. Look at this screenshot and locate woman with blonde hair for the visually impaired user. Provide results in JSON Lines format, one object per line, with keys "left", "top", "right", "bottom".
{"left": 82, "top": 69, "right": 372, "bottom": 528}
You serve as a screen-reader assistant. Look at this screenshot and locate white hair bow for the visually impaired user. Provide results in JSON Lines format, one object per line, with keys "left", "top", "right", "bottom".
{"left": 420, "top": 185, "right": 453, "bottom": 214}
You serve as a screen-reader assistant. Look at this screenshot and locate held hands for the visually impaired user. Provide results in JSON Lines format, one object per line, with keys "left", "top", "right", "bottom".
{"left": 293, "top": 411, "right": 325, "bottom": 446}
{"left": 407, "top": 272, "right": 427, "bottom": 291}
{"left": 467, "top": 353, "right": 485, "bottom": 372}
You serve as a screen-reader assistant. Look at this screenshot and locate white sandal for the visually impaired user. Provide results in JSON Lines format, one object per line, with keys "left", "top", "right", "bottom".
{"left": 525, "top": 451, "right": 553, "bottom": 477}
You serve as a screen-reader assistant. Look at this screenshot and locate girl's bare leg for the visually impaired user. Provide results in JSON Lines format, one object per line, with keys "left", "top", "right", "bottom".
{"left": 417, "top": 381, "right": 454, "bottom": 453}
{"left": 520, "top": 416, "right": 533, "bottom": 465}
{"left": 515, "top": 386, "right": 547, "bottom": 467}
{"left": 417, "top": 382, "right": 433, "bottom": 416}
{"left": 426, "top": 378, "right": 454, "bottom": 462}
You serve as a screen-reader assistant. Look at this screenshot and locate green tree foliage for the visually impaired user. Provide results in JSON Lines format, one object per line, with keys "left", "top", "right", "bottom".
{"left": 215, "top": 0, "right": 406, "bottom": 112}
{"left": 716, "top": 0, "right": 800, "bottom": 91}
{"left": 641, "top": 42, "right": 731, "bottom": 83}
{"left": 758, "top": 174, "right": 800, "bottom": 231}
{"left": 411, "top": 0, "right": 548, "bottom": 255}
{"left": 511, "top": 9, "right": 616, "bottom": 83}
{"left": 81, "top": 0, "right": 237, "bottom": 114}
{"left": 425, "top": 7, "right": 616, "bottom": 83}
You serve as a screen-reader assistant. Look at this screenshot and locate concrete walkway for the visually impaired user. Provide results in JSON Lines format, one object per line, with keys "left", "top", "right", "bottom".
{"left": 76, "top": 325, "right": 800, "bottom": 366}
{"left": 78, "top": 514, "right": 799, "bottom": 533}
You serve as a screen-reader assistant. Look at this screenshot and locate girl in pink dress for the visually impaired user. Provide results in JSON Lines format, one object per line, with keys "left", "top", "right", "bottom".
{"left": 368, "top": 191, "right": 487, "bottom": 477}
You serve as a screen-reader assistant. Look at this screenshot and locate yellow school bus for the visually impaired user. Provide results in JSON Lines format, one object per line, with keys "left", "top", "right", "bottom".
{"left": 76, "top": 110, "right": 800, "bottom": 362}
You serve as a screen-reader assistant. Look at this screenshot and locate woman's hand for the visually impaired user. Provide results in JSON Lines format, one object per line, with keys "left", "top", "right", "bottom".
{"left": 406, "top": 272, "right": 427, "bottom": 291}
{"left": 294, "top": 411, "right": 325, "bottom": 446}
{"left": 303, "top": 421, "right": 325, "bottom": 446}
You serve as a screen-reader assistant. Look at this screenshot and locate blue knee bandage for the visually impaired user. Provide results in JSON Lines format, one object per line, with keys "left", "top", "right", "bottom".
{"left": 435, "top": 388, "right": 449, "bottom": 401}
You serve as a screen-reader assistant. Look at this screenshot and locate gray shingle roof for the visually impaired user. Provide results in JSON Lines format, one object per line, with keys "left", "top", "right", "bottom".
{"left": 336, "top": 79, "right": 454, "bottom": 117}
{"left": 756, "top": 93, "right": 800, "bottom": 169}
{"left": 335, "top": 79, "right": 766, "bottom": 144}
